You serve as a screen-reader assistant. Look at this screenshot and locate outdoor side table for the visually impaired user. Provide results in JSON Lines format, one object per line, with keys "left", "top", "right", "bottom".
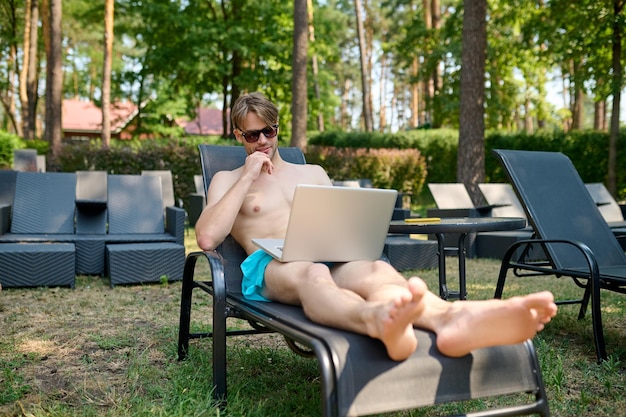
{"left": 389, "top": 217, "right": 526, "bottom": 300}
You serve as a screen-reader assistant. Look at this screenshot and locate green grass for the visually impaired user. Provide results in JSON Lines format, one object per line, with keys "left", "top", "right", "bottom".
{"left": 1, "top": 230, "right": 626, "bottom": 416}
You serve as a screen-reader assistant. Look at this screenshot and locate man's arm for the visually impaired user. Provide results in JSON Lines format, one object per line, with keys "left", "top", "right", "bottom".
{"left": 195, "top": 151, "right": 273, "bottom": 251}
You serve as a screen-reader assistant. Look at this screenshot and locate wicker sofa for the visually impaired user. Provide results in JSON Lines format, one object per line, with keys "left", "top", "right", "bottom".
{"left": 0, "top": 171, "right": 185, "bottom": 288}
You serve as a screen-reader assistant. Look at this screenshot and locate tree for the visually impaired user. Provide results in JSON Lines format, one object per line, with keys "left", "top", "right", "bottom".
{"left": 457, "top": 0, "right": 487, "bottom": 203}
{"left": 0, "top": 0, "right": 21, "bottom": 135}
{"left": 101, "top": 0, "right": 114, "bottom": 149}
{"left": 354, "top": 0, "right": 373, "bottom": 131}
{"left": 291, "top": 0, "right": 308, "bottom": 149}
{"left": 608, "top": 0, "right": 625, "bottom": 195}
{"left": 19, "top": 0, "right": 38, "bottom": 140}
{"left": 308, "top": 0, "right": 324, "bottom": 132}
{"left": 311, "top": 1, "right": 355, "bottom": 131}
{"left": 44, "top": 0, "right": 62, "bottom": 156}
{"left": 8, "top": 0, "right": 625, "bottom": 145}
{"left": 381, "top": 0, "right": 428, "bottom": 129}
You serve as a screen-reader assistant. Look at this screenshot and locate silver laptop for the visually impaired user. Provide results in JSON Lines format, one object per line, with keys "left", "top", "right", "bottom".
{"left": 252, "top": 184, "right": 398, "bottom": 262}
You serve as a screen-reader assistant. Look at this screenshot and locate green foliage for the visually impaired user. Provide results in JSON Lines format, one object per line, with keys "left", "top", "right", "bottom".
{"left": 412, "top": 131, "right": 460, "bottom": 185}
{"left": 309, "top": 127, "right": 626, "bottom": 203}
{"left": 309, "top": 128, "right": 458, "bottom": 192}
{"left": 0, "top": 131, "right": 49, "bottom": 169}
{"left": 0, "top": 355, "right": 31, "bottom": 405}
{"left": 305, "top": 146, "right": 427, "bottom": 198}
{"left": 0, "top": 131, "right": 22, "bottom": 169}
{"left": 22, "top": 139, "right": 50, "bottom": 155}
{"left": 49, "top": 139, "right": 209, "bottom": 208}
{"left": 485, "top": 129, "right": 626, "bottom": 199}
{"left": 4, "top": 0, "right": 625, "bottom": 137}
{"left": 309, "top": 130, "right": 414, "bottom": 149}
{"left": 35, "top": 127, "right": 626, "bottom": 211}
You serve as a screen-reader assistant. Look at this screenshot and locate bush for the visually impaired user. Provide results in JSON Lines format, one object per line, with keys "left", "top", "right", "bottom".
{"left": 485, "top": 129, "right": 626, "bottom": 199}
{"left": 310, "top": 130, "right": 415, "bottom": 149}
{"left": 0, "top": 131, "right": 22, "bottom": 169}
{"left": 305, "top": 146, "right": 427, "bottom": 199}
{"left": 22, "top": 138, "right": 49, "bottom": 155}
{"left": 48, "top": 140, "right": 199, "bottom": 208}
{"left": 309, "top": 128, "right": 626, "bottom": 201}
{"left": 18, "top": 127, "right": 626, "bottom": 210}
{"left": 309, "top": 129, "right": 457, "bottom": 206}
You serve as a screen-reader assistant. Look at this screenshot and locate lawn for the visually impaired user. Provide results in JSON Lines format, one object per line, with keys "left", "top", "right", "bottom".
{"left": 1, "top": 229, "right": 626, "bottom": 416}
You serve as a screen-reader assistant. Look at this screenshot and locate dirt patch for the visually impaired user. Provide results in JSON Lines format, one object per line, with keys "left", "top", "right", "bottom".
{"left": 0, "top": 277, "right": 187, "bottom": 415}
{"left": 0, "top": 272, "right": 292, "bottom": 416}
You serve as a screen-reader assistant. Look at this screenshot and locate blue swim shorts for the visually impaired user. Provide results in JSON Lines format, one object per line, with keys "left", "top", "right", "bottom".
{"left": 241, "top": 250, "right": 273, "bottom": 302}
{"left": 240, "top": 251, "right": 340, "bottom": 302}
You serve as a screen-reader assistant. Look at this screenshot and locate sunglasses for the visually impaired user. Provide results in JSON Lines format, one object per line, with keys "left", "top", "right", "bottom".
{"left": 240, "top": 124, "right": 279, "bottom": 143}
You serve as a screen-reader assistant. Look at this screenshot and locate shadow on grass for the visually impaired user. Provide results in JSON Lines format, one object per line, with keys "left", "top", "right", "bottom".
{"left": 2, "top": 254, "right": 626, "bottom": 416}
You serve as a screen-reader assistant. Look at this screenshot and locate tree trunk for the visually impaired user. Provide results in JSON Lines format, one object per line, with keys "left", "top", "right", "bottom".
{"left": 524, "top": 95, "right": 533, "bottom": 133}
{"left": 5, "top": 0, "right": 19, "bottom": 136}
{"left": 136, "top": 69, "right": 145, "bottom": 134}
{"left": 354, "top": 0, "right": 373, "bottom": 131}
{"left": 229, "top": 50, "right": 242, "bottom": 130}
{"left": 536, "top": 66, "right": 548, "bottom": 129}
{"left": 291, "top": 0, "right": 308, "bottom": 149}
{"left": 431, "top": 0, "right": 442, "bottom": 128}
{"left": 25, "top": 0, "right": 39, "bottom": 140}
{"left": 594, "top": 100, "right": 607, "bottom": 131}
{"left": 379, "top": 54, "right": 387, "bottom": 131}
{"left": 19, "top": 0, "right": 32, "bottom": 139}
{"left": 101, "top": 0, "right": 114, "bottom": 149}
{"left": 308, "top": 0, "right": 324, "bottom": 132}
{"left": 228, "top": 0, "right": 244, "bottom": 134}
{"left": 457, "top": 0, "right": 487, "bottom": 204}
{"left": 422, "top": 0, "right": 432, "bottom": 126}
{"left": 340, "top": 79, "right": 351, "bottom": 130}
{"left": 410, "top": 57, "right": 419, "bottom": 128}
{"left": 44, "top": 0, "right": 63, "bottom": 157}
{"left": 364, "top": 0, "right": 374, "bottom": 130}
{"left": 571, "top": 67, "right": 584, "bottom": 130}
{"left": 0, "top": 96, "right": 20, "bottom": 135}
{"left": 221, "top": 80, "right": 230, "bottom": 137}
{"left": 560, "top": 72, "right": 571, "bottom": 131}
{"left": 608, "top": 0, "right": 624, "bottom": 196}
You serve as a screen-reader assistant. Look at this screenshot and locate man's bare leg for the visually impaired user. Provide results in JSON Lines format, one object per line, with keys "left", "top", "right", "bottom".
{"left": 322, "top": 261, "right": 555, "bottom": 360}
{"left": 360, "top": 277, "right": 428, "bottom": 361}
{"left": 416, "top": 290, "right": 557, "bottom": 357}
{"left": 266, "top": 261, "right": 556, "bottom": 360}
{"left": 360, "top": 279, "right": 556, "bottom": 360}
{"left": 266, "top": 262, "right": 427, "bottom": 361}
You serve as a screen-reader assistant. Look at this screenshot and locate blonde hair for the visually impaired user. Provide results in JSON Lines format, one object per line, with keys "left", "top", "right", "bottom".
{"left": 231, "top": 92, "right": 279, "bottom": 131}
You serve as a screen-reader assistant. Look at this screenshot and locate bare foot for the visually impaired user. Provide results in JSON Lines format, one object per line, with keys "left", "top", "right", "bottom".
{"left": 362, "top": 277, "right": 427, "bottom": 361}
{"left": 435, "top": 291, "right": 557, "bottom": 357}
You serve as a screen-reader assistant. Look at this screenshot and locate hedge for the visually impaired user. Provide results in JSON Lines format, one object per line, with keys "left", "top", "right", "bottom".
{"left": 2, "top": 127, "right": 626, "bottom": 209}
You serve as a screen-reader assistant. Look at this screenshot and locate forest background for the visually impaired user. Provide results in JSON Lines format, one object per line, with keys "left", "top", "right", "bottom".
{"left": 1, "top": 0, "right": 626, "bottom": 202}
{"left": 4, "top": 3, "right": 626, "bottom": 414}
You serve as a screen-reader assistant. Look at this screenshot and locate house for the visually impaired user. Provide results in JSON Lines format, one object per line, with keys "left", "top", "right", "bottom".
{"left": 62, "top": 100, "right": 227, "bottom": 140}
{"left": 62, "top": 99, "right": 138, "bottom": 140}
{"left": 184, "top": 107, "right": 229, "bottom": 136}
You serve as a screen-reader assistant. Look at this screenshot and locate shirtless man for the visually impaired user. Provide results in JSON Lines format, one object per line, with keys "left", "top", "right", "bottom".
{"left": 195, "top": 92, "right": 557, "bottom": 361}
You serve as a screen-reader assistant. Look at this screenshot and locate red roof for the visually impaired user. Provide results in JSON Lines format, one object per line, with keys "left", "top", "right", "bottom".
{"left": 185, "top": 107, "right": 229, "bottom": 135}
{"left": 62, "top": 99, "right": 138, "bottom": 134}
{"left": 62, "top": 100, "right": 228, "bottom": 138}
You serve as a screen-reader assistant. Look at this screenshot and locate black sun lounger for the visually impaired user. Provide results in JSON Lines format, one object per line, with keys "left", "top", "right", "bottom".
{"left": 178, "top": 144, "right": 550, "bottom": 416}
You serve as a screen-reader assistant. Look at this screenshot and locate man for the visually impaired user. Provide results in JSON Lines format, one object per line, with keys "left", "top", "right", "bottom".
{"left": 195, "top": 92, "right": 557, "bottom": 361}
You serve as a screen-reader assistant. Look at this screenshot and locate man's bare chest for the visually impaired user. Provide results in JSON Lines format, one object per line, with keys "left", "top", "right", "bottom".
{"left": 239, "top": 177, "right": 295, "bottom": 217}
